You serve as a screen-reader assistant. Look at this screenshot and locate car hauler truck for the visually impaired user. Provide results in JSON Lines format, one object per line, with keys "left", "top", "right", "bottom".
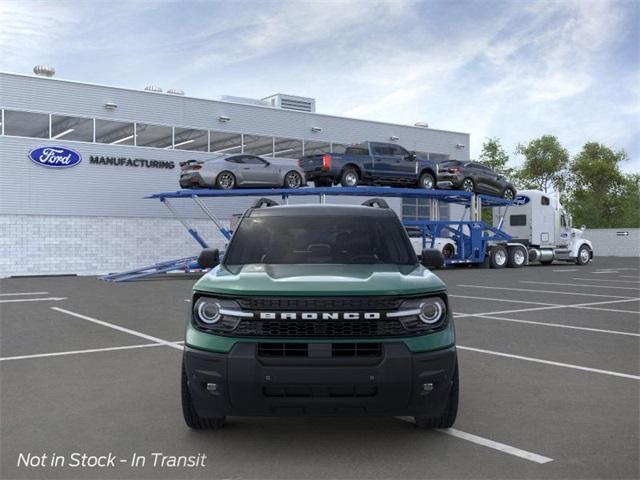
{"left": 493, "top": 190, "right": 593, "bottom": 266}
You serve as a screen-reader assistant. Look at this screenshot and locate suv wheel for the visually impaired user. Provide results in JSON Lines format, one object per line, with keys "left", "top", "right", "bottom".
{"left": 461, "top": 178, "right": 475, "bottom": 192}
{"left": 503, "top": 188, "right": 515, "bottom": 201}
{"left": 216, "top": 171, "right": 236, "bottom": 189}
{"left": 419, "top": 172, "right": 435, "bottom": 190}
{"left": 181, "top": 361, "right": 225, "bottom": 430}
{"left": 340, "top": 168, "right": 359, "bottom": 187}
{"left": 414, "top": 361, "right": 459, "bottom": 428}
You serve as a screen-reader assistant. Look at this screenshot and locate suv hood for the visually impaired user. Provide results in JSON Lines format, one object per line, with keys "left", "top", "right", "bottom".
{"left": 194, "top": 264, "right": 446, "bottom": 296}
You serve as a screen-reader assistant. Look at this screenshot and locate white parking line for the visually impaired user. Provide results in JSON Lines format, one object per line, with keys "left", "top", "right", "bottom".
{"left": 620, "top": 275, "right": 640, "bottom": 279}
{"left": 0, "top": 341, "right": 186, "bottom": 362}
{"left": 0, "top": 297, "right": 67, "bottom": 304}
{"left": 51, "top": 307, "right": 184, "bottom": 351}
{"left": 521, "top": 281, "right": 640, "bottom": 291}
{"left": 454, "top": 298, "right": 640, "bottom": 318}
{"left": 449, "top": 294, "right": 560, "bottom": 307}
{"left": 396, "top": 418, "right": 553, "bottom": 464}
{"left": 0, "top": 291, "right": 49, "bottom": 296}
{"left": 572, "top": 278, "right": 640, "bottom": 284}
{"left": 458, "top": 346, "right": 640, "bottom": 380}
{"left": 552, "top": 269, "right": 579, "bottom": 272}
{"left": 458, "top": 314, "right": 640, "bottom": 337}
{"left": 456, "top": 284, "right": 637, "bottom": 299}
{"left": 440, "top": 428, "right": 553, "bottom": 464}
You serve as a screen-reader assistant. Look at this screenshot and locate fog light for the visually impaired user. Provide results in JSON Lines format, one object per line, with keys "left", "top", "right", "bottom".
{"left": 422, "top": 383, "right": 434, "bottom": 392}
{"left": 206, "top": 383, "right": 218, "bottom": 392}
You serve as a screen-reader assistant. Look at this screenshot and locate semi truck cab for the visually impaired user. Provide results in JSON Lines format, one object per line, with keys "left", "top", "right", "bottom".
{"left": 495, "top": 190, "right": 593, "bottom": 265}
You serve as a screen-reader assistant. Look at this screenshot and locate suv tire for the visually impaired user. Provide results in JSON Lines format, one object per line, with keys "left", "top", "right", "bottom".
{"left": 414, "top": 361, "right": 459, "bottom": 428}
{"left": 181, "top": 361, "right": 225, "bottom": 430}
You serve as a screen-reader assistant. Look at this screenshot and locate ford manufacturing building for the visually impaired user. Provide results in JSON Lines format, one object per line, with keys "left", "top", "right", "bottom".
{"left": 0, "top": 69, "right": 470, "bottom": 278}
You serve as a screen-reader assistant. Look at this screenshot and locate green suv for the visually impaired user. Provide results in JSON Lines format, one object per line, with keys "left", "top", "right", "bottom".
{"left": 181, "top": 200, "right": 458, "bottom": 429}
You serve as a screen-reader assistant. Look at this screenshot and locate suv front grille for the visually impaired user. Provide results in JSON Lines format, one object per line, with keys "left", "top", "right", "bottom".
{"left": 235, "top": 296, "right": 404, "bottom": 311}
{"left": 234, "top": 319, "right": 408, "bottom": 337}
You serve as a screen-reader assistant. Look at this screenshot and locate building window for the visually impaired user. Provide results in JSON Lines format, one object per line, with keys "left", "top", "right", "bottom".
{"left": 273, "top": 137, "right": 303, "bottom": 159}
{"left": 135, "top": 123, "right": 173, "bottom": 148}
{"left": 51, "top": 114, "right": 93, "bottom": 142}
{"left": 303, "top": 140, "right": 331, "bottom": 155}
{"left": 243, "top": 134, "right": 274, "bottom": 156}
{"left": 95, "top": 119, "right": 135, "bottom": 145}
{"left": 210, "top": 131, "right": 243, "bottom": 154}
{"left": 173, "top": 127, "right": 208, "bottom": 151}
{"left": 3, "top": 110, "right": 49, "bottom": 138}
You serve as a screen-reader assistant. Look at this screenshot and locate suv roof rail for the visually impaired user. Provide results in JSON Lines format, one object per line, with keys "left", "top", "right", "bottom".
{"left": 361, "top": 198, "right": 389, "bottom": 209}
{"left": 251, "top": 198, "right": 279, "bottom": 209}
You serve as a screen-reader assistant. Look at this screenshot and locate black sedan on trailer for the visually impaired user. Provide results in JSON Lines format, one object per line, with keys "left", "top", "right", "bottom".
{"left": 436, "top": 160, "right": 516, "bottom": 200}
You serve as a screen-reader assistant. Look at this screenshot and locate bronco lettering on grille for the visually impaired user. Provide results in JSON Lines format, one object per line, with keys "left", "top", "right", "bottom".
{"left": 258, "top": 312, "right": 383, "bottom": 320}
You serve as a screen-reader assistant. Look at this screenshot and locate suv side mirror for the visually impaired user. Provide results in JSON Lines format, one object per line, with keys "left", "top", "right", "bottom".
{"left": 420, "top": 248, "right": 445, "bottom": 269}
{"left": 407, "top": 151, "right": 417, "bottom": 161}
{"left": 197, "top": 248, "right": 220, "bottom": 269}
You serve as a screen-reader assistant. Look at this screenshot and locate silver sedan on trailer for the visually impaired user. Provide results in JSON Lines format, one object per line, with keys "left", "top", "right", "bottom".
{"left": 179, "top": 154, "right": 307, "bottom": 189}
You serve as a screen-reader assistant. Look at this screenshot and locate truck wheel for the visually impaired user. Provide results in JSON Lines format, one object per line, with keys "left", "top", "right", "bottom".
{"left": 507, "top": 246, "right": 526, "bottom": 268}
{"left": 414, "top": 361, "right": 458, "bottom": 428}
{"left": 418, "top": 172, "right": 435, "bottom": 190}
{"left": 216, "top": 171, "right": 236, "bottom": 189}
{"left": 181, "top": 361, "right": 225, "bottom": 430}
{"left": 340, "top": 168, "right": 359, "bottom": 187}
{"left": 461, "top": 178, "right": 475, "bottom": 192}
{"left": 490, "top": 245, "right": 508, "bottom": 269}
{"left": 576, "top": 245, "right": 591, "bottom": 265}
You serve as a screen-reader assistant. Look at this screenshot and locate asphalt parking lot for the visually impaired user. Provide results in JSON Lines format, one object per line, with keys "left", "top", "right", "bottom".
{"left": 1, "top": 257, "right": 639, "bottom": 479}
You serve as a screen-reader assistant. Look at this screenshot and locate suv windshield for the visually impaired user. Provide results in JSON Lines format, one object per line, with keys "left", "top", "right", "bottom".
{"left": 224, "top": 214, "right": 417, "bottom": 270}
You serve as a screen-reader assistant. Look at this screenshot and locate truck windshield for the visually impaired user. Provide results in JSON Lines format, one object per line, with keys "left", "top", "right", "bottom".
{"left": 223, "top": 214, "right": 417, "bottom": 269}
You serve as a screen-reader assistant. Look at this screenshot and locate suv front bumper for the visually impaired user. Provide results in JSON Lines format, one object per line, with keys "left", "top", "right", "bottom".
{"left": 183, "top": 342, "right": 456, "bottom": 418}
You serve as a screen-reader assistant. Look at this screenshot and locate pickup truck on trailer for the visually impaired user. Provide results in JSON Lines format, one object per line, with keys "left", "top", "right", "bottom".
{"left": 182, "top": 200, "right": 458, "bottom": 429}
{"left": 298, "top": 141, "right": 439, "bottom": 189}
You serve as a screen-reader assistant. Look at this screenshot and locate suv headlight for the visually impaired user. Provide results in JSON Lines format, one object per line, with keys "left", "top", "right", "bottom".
{"left": 195, "top": 297, "right": 222, "bottom": 324}
{"left": 418, "top": 298, "right": 446, "bottom": 324}
{"left": 395, "top": 296, "right": 448, "bottom": 331}
{"left": 192, "top": 295, "right": 248, "bottom": 332}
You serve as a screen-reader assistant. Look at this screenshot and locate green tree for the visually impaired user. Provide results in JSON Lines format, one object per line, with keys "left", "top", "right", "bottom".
{"left": 479, "top": 137, "right": 513, "bottom": 176}
{"left": 515, "top": 135, "right": 569, "bottom": 193}
{"left": 565, "top": 142, "right": 638, "bottom": 228}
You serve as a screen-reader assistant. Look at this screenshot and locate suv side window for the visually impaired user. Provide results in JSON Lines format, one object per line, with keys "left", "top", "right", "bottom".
{"left": 226, "top": 156, "right": 244, "bottom": 164}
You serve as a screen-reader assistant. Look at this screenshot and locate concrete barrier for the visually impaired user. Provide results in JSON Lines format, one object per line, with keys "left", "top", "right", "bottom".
{"left": 584, "top": 228, "right": 640, "bottom": 257}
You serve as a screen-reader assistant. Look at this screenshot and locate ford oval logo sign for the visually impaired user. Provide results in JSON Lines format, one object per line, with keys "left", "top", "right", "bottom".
{"left": 513, "top": 195, "right": 530, "bottom": 206}
{"left": 28, "top": 146, "right": 82, "bottom": 168}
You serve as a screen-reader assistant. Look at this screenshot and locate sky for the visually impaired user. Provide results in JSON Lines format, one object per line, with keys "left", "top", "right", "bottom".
{"left": 1, "top": 0, "right": 638, "bottom": 172}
